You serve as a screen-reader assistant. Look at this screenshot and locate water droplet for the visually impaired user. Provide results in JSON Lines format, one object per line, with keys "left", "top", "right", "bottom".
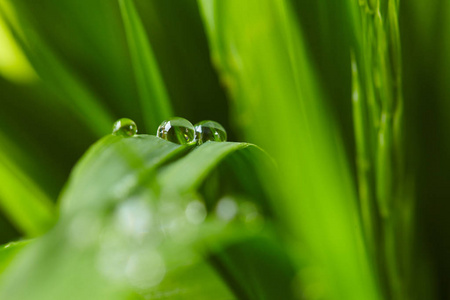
{"left": 157, "top": 117, "right": 195, "bottom": 145}
{"left": 194, "top": 120, "right": 227, "bottom": 144}
{"left": 112, "top": 118, "right": 137, "bottom": 137}
{"left": 185, "top": 200, "right": 207, "bottom": 224}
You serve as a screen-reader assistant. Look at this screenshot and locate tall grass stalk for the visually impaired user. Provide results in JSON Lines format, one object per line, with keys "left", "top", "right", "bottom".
{"left": 352, "top": 0, "right": 414, "bottom": 298}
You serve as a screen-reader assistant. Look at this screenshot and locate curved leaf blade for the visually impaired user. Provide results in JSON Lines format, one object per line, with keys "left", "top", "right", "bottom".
{"left": 158, "top": 141, "right": 254, "bottom": 195}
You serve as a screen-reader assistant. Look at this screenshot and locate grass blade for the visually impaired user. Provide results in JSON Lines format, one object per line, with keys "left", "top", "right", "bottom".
{"left": 0, "top": 133, "right": 55, "bottom": 237}
{"left": 118, "top": 0, "right": 173, "bottom": 132}
{"left": 199, "top": 1, "right": 380, "bottom": 299}
{"left": 0, "top": 2, "right": 114, "bottom": 136}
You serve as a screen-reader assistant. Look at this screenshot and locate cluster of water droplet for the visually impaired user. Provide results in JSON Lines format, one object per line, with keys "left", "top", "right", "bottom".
{"left": 156, "top": 117, "right": 227, "bottom": 145}
{"left": 112, "top": 117, "right": 227, "bottom": 145}
{"left": 105, "top": 117, "right": 265, "bottom": 294}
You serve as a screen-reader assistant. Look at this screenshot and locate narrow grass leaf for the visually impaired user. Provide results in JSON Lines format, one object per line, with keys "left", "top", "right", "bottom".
{"left": 0, "top": 2, "right": 114, "bottom": 136}
{"left": 118, "top": 0, "right": 173, "bottom": 132}
{"left": 199, "top": 1, "right": 379, "bottom": 299}
{"left": 351, "top": 54, "right": 378, "bottom": 256}
{"left": 0, "top": 133, "right": 55, "bottom": 237}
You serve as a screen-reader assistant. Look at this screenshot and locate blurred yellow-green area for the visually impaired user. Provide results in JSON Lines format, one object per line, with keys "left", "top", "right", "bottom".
{"left": 0, "top": 0, "right": 449, "bottom": 299}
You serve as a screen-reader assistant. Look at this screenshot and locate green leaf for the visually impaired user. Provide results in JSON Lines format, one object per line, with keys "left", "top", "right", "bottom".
{"left": 0, "top": 135, "right": 277, "bottom": 300}
{"left": 0, "top": 135, "right": 186, "bottom": 300}
{"left": 158, "top": 141, "right": 255, "bottom": 195}
{"left": 145, "top": 261, "right": 235, "bottom": 300}
{"left": 60, "top": 134, "right": 187, "bottom": 214}
{"left": 0, "top": 240, "right": 30, "bottom": 274}
{"left": 118, "top": 0, "right": 173, "bottom": 132}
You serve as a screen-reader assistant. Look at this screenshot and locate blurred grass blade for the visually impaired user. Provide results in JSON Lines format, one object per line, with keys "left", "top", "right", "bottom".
{"left": 199, "top": 1, "right": 380, "bottom": 299}
{"left": 0, "top": 1, "right": 114, "bottom": 136}
{"left": 0, "top": 12, "right": 35, "bottom": 83}
{"left": 0, "top": 157, "right": 55, "bottom": 236}
{"left": 0, "top": 240, "right": 30, "bottom": 274}
{"left": 352, "top": 0, "right": 413, "bottom": 298}
{"left": 0, "top": 133, "right": 55, "bottom": 237}
{"left": 351, "top": 54, "right": 378, "bottom": 257}
{"left": 118, "top": 0, "right": 173, "bottom": 132}
{"left": 442, "top": 0, "right": 450, "bottom": 136}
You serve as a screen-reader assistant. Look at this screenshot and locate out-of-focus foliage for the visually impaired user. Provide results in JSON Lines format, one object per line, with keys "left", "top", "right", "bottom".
{"left": 0, "top": 0, "right": 448, "bottom": 299}
{"left": 0, "top": 135, "right": 285, "bottom": 299}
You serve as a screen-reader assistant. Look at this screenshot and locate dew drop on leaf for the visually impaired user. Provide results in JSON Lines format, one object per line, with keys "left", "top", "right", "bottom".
{"left": 156, "top": 117, "right": 195, "bottom": 145}
{"left": 194, "top": 120, "right": 227, "bottom": 144}
{"left": 112, "top": 118, "right": 137, "bottom": 137}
